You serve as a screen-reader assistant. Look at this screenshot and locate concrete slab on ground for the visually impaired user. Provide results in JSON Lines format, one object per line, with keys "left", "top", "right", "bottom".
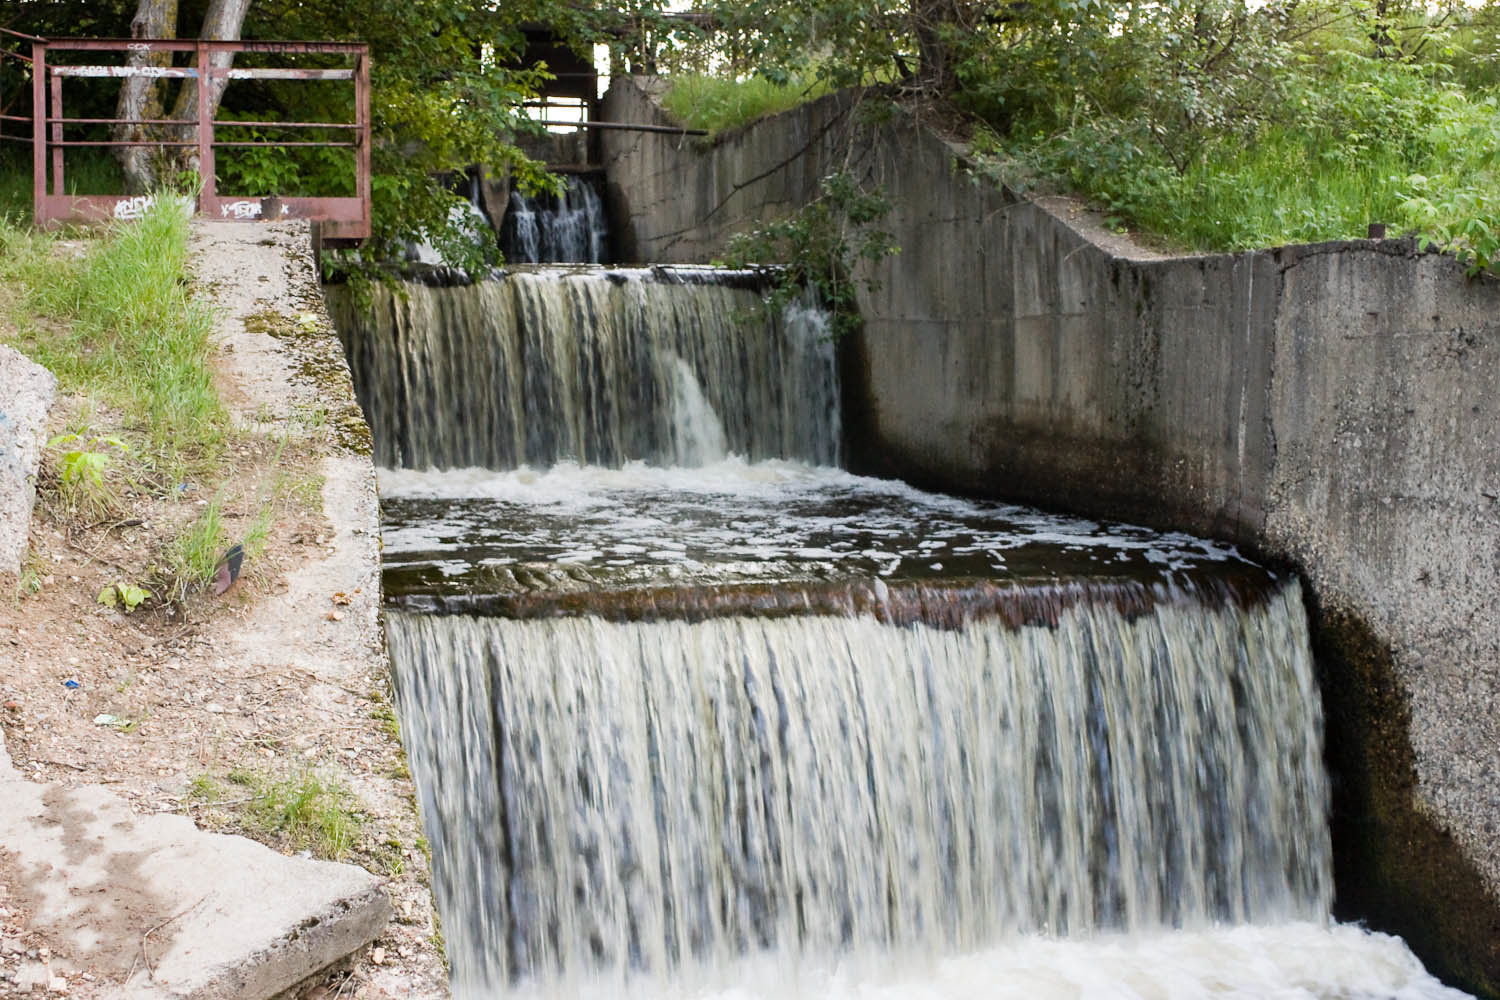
{"left": 0, "top": 344, "right": 56, "bottom": 577}
{"left": 0, "top": 724, "right": 389, "bottom": 998}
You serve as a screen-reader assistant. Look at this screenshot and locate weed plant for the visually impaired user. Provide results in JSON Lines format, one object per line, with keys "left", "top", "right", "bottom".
{"left": 192, "top": 768, "right": 365, "bottom": 861}
{"left": 164, "top": 499, "right": 227, "bottom": 601}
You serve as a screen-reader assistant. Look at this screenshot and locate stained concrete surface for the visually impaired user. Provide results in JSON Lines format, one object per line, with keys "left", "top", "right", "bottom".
{"left": 0, "top": 723, "right": 389, "bottom": 998}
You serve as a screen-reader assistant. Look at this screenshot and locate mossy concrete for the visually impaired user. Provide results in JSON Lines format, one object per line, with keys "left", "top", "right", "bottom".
{"left": 602, "top": 75, "right": 1500, "bottom": 995}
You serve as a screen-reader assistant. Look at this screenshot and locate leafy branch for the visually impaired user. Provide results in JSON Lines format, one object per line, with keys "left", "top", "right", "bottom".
{"left": 720, "top": 171, "right": 899, "bottom": 338}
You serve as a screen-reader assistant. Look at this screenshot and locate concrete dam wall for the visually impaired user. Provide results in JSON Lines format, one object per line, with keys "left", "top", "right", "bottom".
{"left": 601, "top": 77, "right": 1500, "bottom": 994}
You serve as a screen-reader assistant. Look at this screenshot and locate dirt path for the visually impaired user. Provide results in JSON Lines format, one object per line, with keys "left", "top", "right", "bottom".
{"left": 0, "top": 222, "right": 448, "bottom": 999}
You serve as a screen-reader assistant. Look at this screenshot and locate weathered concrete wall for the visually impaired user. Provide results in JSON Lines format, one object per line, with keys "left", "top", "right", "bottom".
{"left": 602, "top": 77, "right": 1500, "bottom": 994}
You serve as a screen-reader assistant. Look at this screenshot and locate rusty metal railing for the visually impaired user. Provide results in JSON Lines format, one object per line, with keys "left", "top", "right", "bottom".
{"left": 1, "top": 33, "right": 370, "bottom": 242}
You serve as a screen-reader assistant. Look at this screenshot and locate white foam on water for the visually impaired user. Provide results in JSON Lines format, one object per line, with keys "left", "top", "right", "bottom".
{"left": 494, "top": 923, "right": 1466, "bottom": 1000}
{"left": 377, "top": 460, "right": 1252, "bottom": 578}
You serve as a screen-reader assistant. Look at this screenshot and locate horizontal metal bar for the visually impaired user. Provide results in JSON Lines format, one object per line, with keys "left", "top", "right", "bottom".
{"left": 0, "top": 49, "right": 34, "bottom": 63}
{"left": 1, "top": 113, "right": 34, "bottom": 123}
{"left": 219, "top": 67, "right": 353, "bottom": 80}
{"left": 42, "top": 38, "right": 367, "bottom": 55}
{"left": 214, "top": 120, "right": 359, "bottom": 129}
{"left": 0, "top": 27, "right": 47, "bottom": 43}
{"left": 56, "top": 116, "right": 186, "bottom": 126}
{"left": 214, "top": 140, "right": 356, "bottom": 148}
{"left": 0, "top": 133, "right": 33, "bottom": 144}
{"left": 49, "top": 116, "right": 358, "bottom": 129}
{"left": 45, "top": 139, "right": 197, "bottom": 147}
{"left": 204, "top": 194, "right": 366, "bottom": 223}
{"left": 53, "top": 65, "right": 198, "bottom": 79}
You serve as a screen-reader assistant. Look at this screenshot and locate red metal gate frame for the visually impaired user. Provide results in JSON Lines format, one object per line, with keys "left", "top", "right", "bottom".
{"left": 5, "top": 34, "right": 370, "bottom": 241}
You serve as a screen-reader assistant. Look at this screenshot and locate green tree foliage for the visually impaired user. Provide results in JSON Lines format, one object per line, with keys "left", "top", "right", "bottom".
{"left": 3, "top": 0, "right": 602, "bottom": 269}
{"left": 721, "top": 171, "right": 898, "bottom": 339}
{"left": 664, "top": 0, "right": 1500, "bottom": 271}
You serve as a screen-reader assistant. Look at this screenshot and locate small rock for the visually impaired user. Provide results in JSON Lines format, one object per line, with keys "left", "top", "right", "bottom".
{"left": 370, "top": 946, "right": 385, "bottom": 966}
{"left": 49, "top": 975, "right": 68, "bottom": 994}
{"left": 1, "top": 938, "right": 21, "bottom": 955}
{"left": 206, "top": 703, "right": 225, "bottom": 714}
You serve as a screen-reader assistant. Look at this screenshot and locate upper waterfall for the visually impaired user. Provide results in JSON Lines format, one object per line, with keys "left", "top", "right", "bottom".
{"left": 327, "top": 269, "right": 839, "bottom": 471}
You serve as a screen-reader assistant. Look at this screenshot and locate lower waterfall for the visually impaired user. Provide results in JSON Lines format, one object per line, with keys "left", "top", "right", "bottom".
{"left": 389, "top": 585, "right": 1332, "bottom": 993}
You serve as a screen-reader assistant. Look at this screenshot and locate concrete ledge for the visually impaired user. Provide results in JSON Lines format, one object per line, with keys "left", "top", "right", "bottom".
{"left": 0, "top": 747, "right": 389, "bottom": 999}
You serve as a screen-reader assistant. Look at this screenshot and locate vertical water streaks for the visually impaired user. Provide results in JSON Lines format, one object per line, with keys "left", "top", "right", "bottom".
{"left": 386, "top": 581, "right": 1331, "bottom": 995}
{"left": 501, "top": 175, "right": 610, "bottom": 264}
{"left": 328, "top": 275, "right": 839, "bottom": 471}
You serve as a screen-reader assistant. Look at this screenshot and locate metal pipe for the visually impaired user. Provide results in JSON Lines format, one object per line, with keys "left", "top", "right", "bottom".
{"left": 213, "top": 140, "right": 356, "bottom": 148}
{"left": 542, "top": 120, "right": 708, "bottom": 136}
{"left": 222, "top": 68, "right": 354, "bottom": 80}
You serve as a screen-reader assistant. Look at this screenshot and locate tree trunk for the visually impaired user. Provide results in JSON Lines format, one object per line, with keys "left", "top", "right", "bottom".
{"left": 113, "top": 0, "right": 179, "bottom": 194}
{"left": 909, "top": 0, "right": 964, "bottom": 92}
{"left": 169, "top": 0, "right": 254, "bottom": 177}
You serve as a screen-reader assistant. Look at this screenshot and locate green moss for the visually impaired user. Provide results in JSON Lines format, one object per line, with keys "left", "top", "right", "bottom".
{"left": 242, "top": 307, "right": 374, "bottom": 456}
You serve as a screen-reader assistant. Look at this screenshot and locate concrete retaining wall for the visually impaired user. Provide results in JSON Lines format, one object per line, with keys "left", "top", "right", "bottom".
{"left": 602, "top": 77, "right": 1500, "bottom": 994}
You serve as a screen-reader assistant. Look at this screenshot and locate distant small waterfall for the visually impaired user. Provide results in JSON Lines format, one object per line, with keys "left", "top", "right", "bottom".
{"left": 501, "top": 175, "right": 608, "bottom": 264}
{"left": 327, "top": 270, "right": 838, "bottom": 470}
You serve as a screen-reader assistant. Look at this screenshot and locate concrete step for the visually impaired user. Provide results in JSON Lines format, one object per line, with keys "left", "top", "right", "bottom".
{"left": 0, "top": 729, "right": 389, "bottom": 999}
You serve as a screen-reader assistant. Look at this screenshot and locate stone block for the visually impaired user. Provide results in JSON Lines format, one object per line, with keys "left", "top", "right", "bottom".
{"left": 0, "top": 345, "right": 56, "bottom": 577}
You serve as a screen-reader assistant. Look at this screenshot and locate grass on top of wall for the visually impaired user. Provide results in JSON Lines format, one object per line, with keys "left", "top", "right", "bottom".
{"left": 660, "top": 73, "right": 834, "bottom": 137}
{"left": 983, "top": 99, "right": 1500, "bottom": 264}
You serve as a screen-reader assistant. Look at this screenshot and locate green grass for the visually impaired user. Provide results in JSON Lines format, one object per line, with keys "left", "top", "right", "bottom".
{"left": 2, "top": 195, "right": 225, "bottom": 477}
{"left": 165, "top": 498, "right": 227, "bottom": 597}
{"left": 660, "top": 73, "right": 832, "bottom": 137}
{"left": 987, "top": 88, "right": 1500, "bottom": 265}
{"left": 192, "top": 768, "right": 365, "bottom": 861}
{"left": 0, "top": 146, "right": 126, "bottom": 222}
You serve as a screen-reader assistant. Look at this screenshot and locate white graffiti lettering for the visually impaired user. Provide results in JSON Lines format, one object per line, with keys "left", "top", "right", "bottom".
{"left": 112, "top": 195, "right": 156, "bottom": 220}
{"left": 220, "top": 200, "right": 263, "bottom": 220}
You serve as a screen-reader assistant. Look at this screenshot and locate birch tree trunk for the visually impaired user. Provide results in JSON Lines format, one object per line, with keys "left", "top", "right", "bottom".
{"left": 112, "top": 0, "right": 179, "bottom": 193}
{"left": 169, "top": 0, "right": 254, "bottom": 175}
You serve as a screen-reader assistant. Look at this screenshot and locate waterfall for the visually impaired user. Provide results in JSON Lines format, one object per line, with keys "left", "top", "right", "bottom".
{"left": 327, "top": 272, "right": 838, "bottom": 470}
{"left": 501, "top": 175, "right": 609, "bottom": 264}
{"left": 328, "top": 256, "right": 1472, "bottom": 1000}
{"left": 388, "top": 583, "right": 1331, "bottom": 995}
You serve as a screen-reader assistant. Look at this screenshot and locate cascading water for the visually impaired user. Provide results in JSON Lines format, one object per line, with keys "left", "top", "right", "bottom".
{"left": 501, "top": 175, "right": 609, "bottom": 264}
{"left": 327, "top": 268, "right": 837, "bottom": 470}
{"left": 332, "top": 270, "right": 1471, "bottom": 1000}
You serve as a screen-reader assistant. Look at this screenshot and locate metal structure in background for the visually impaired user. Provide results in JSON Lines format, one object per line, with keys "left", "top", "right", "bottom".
{"left": 0, "top": 31, "right": 370, "bottom": 243}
